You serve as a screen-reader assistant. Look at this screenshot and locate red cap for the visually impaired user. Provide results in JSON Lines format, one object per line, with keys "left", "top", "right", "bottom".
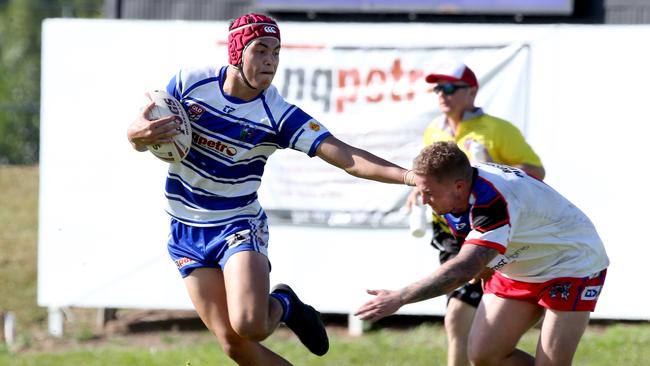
{"left": 425, "top": 62, "right": 478, "bottom": 88}
{"left": 228, "top": 13, "right": 281, "bottom": 66}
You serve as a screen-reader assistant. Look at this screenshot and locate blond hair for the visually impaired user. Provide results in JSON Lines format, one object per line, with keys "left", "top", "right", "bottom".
{"left": 413, "top": 141, "right": 473, "bottom": 182}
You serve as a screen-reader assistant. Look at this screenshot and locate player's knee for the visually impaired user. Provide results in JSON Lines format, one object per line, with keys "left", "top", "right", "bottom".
{"left": 467, "top": 343, "right": 499, "bottom": 366}
{"left": 444, "top": 311, "right": 463, "bottom": 335}
{"left": 444, "top": 302, "right": 474, "bottom": 338}
{"left": 217, "top": 334, "right": 250, "bottom": 362}
{"left": 230, "top": 316, "right": 270, "bottom": 342}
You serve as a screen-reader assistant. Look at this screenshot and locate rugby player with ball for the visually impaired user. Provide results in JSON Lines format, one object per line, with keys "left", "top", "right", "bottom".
{"left": 127, "top": 12, "right": 415, "bottom": 366}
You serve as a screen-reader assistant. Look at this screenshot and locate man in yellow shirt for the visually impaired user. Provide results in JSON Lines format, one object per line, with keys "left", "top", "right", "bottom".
{"left": 409, "top": 62, "right": 545, "bottom": 366}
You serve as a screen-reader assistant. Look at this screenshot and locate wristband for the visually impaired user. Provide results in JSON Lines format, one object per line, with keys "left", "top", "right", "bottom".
{"left": 403, "top": 170, "right": 415, "bottom": 186}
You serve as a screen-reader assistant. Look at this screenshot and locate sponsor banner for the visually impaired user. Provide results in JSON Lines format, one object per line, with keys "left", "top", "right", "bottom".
{"left": 258, "top": 43, "right": 530, "bottom": 223}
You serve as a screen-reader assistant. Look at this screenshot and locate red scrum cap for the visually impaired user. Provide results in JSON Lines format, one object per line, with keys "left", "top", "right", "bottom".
{"left": 228, "top": 13, "right": 281, "bottom": 67}
{"left": 425, "top": 62, "right": 479, "bottom": 89}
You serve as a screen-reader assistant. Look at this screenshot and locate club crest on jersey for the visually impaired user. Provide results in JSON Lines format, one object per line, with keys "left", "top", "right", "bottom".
{"left": 187, "top": 103, "right": 205, "bottom": 122}
{"left": 239, "top": 124, "right": 256, "bottom": 142}
{"left": 308, "top": 121, "right": 321, "bottom": 132}
{"left": 549, "top": 282, "right": 571, "bottom": 300}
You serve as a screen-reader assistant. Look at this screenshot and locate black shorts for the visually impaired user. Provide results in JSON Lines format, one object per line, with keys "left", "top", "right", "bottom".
{"left": 431, "top": 220, "right": 483, "bottom": 308}
{"left": 447, "top": 281, "right": 484, "bottom": 308}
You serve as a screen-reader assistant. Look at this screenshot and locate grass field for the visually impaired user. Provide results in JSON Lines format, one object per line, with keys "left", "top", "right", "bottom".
{"left": 1, "top": 165, "right": 649, "bottom": 365}
{"left": 0, "top": 165, "right": 45, "bottom": 327}
{"left": 0, "top": 321, "right": 649, "bottom": 365}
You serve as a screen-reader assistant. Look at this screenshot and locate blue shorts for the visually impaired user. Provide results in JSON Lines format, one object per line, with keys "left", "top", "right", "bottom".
{"left": 167, "top": 215, "right": 270, "bottom": 278}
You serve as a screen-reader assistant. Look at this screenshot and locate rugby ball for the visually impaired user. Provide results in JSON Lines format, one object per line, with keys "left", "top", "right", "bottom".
{"left": 146, "top": 90, "right": 192, "bottom": 163}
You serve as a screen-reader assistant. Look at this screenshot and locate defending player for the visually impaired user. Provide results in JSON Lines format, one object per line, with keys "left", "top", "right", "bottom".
{"left": 408, "top": 61, "right": 545, "bottom": 366}
{"left": 356, "top": 141, "right": 609, "bottom": 366}
{"left": 127, "top": 13, "right": 415, "bottom": 366}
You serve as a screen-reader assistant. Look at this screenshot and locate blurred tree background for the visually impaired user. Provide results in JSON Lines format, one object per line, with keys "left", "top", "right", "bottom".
{"left": 0, "top": 0, "right": 103, "bottom": 164}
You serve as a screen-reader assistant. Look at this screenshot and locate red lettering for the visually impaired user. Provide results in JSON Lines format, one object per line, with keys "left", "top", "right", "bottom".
{"left": 336, "top": 69, "right": 360, "bottom": 113}
{"left": 365, "top": 69, "right": 386, "bottom": 103}
{"left": 390, "top": 59, "right": 405, "bottom": 102}
{"left": 406, "top": 69, "right": 424, "bottom": 100}
{"left": 175, "top": 257, "right": 195, "bottom": 268}
{"left": 192, "top": 134, "right": 238, "bottom": 156}
{"left": 332, "top": 58, "right": 426, "bottom": 113}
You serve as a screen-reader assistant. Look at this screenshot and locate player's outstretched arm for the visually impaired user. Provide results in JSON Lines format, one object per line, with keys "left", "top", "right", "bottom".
{"left": 127, "top": 100, "right": 179, "bottom": 152}
{"left": 355, "top": 245, "right": 498, "bottom": 322}
{"left": 316, "top": 135, "right": 414, "bottom": 185}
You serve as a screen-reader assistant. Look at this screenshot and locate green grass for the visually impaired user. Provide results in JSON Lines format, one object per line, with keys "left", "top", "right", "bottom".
{"left": 0, "top": 323, "right": 649, "bottom": 365}
{"left": 0, "top": 165, "right": 45, "bottom": 327}
{"left": 1, "top": 165, "right": 650, "bottom": 365}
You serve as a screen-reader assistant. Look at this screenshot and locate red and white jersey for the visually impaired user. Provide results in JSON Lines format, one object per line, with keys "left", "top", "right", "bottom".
{"left": 443, "top": 163, "right": 609, "bottom": 282}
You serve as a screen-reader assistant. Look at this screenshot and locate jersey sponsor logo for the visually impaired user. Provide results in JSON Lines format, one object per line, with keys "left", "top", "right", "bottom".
{"left": 223, "top": 105, "right": 236, "bottom": 113}
{"left": 192, "top": 133, "right": 237, "bottom": 157}
{"left": 490, "top": 245, "right": 530, "bottom": 271}
{"left": 187, "top": 103, "right": 205, "bottom": 122}
{"left": 175, "top": 257, "right": 196, "bottom": 269}
{"left": 581, "top": 286, "right": 601, "bottom": 300}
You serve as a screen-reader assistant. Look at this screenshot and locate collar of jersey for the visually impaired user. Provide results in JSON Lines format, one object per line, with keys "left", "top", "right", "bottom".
{"left": 218, "top": 66, "right": 265, "bottom": 104}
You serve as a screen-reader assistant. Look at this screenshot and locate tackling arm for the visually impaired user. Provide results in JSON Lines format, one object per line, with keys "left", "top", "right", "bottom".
{"left": 355, "top": 244, "right": 498, "bottom": 321}
{"left": 399, "top": 245, "right": 498, "bottom": 305}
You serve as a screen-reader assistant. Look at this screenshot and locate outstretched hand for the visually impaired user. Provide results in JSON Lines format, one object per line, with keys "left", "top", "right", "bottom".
{"left": 354, "top": 289, "right": 403, "bottom": 322}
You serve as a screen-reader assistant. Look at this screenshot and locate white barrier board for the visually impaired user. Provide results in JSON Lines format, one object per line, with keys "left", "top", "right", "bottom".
{"left": 38, "top": 19, "right": 650, "bottom": 321}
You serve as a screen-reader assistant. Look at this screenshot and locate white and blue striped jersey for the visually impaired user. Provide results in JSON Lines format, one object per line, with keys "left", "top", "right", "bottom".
{"left": 163, "top": 66, "right": 332, "bottom": 226}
